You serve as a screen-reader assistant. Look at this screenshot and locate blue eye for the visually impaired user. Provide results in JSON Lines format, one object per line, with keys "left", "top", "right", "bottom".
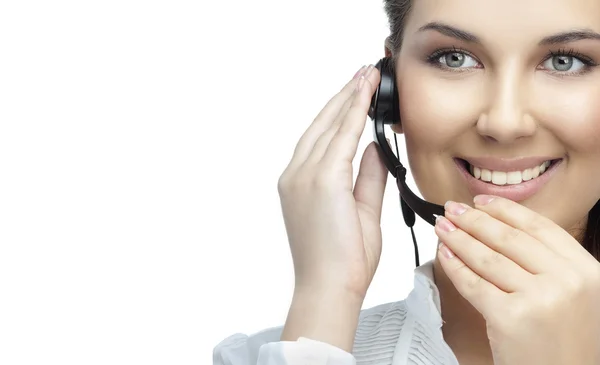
{"left": 426, "top": 48, "right": 482, "bottom": 71}
{"left": 438, "top": 52, "right": 479, "bottom": 68}
{"left": 541, "top": 55, "right": 585, "bottom": 72}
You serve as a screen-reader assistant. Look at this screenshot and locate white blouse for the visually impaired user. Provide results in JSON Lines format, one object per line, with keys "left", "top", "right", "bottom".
{"left": 213, "top": 260, "right": 460, "bottom": 365}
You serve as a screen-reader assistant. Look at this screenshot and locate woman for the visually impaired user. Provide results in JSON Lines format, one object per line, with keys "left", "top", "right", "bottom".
{"left": 214, "top": 0, "right": 600, "bottom": 363}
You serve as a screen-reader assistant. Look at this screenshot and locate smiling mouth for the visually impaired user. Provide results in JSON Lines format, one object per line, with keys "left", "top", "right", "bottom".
{"left": 457, "top": 158, "right": 561, "bottom": 186}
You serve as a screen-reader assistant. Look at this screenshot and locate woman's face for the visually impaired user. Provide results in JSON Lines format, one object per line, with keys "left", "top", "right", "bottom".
{"left": 395, "top": 0, "right": 600, "bottom": 235}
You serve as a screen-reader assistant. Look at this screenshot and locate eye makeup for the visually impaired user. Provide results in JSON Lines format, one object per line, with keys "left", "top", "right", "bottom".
{"left": 421, "top": 45, "right": 599, "bottom": 76}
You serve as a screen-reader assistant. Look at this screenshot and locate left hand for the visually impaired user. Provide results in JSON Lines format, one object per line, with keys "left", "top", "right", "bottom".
{"left": 434, "top": 195, "right": 600, "bottom": 365}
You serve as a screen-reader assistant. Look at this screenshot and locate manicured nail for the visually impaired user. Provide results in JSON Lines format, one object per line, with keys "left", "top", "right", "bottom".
{"left": 444, "top": 201, "right": 468, "bottom": 215}
{"left": 364, "top": 64, "right": 375, "bottom": 77}
{"left": 356, "top": 75, "right": 366, "bottom": 92}
{"left": 474, "top": 195, "right": 495, "bottom": 205}
{"left": 353, "top": 65, "right": 366, "bottom": 79}
{"left": 435, "top": 216, "right": 456, "bottom": 232}
{"left": 438, "top": 242, "right": 454, "bottom": 259}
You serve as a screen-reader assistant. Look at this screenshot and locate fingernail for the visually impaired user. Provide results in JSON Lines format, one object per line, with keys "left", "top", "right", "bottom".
{"left": 353, "top": 65, "right": 367, "bottom": 79}
{"left": 474, "top": 195, "right": 495, "bottom": 205}
{"left": 356, "top": 75, "right": 366, "bottom": 92}
{"left": 364, "top": 64, "right": 375, "bottom": 77}
{"left": 435, "top": 216, "right": 456, "bottom": 232}
{"left": 438, "top": 242, "right": 454, "bottom": 259}
{"left": 444, "top": 201, "right": 467, "bottom": 215}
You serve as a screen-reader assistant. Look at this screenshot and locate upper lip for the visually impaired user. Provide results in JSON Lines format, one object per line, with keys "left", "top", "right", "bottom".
{"left": 458, "top": 156, "right": 561, "bottom": 172}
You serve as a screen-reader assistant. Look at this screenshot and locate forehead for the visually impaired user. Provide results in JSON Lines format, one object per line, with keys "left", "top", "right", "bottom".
{"left": 405, "top": 0, "right": 600, "bottom": 42}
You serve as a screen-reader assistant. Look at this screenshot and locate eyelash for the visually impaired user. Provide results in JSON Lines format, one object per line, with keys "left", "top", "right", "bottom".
{"left": 425, "top": 47, "right": 599, "bottom": 76}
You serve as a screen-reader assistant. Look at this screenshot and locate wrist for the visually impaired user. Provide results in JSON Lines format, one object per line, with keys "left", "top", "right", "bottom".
{"left": 294, "top": 274, "right": 370, "bottom": 304}
{"left": 280, "top": 286, "right": 364, "bottom": 353}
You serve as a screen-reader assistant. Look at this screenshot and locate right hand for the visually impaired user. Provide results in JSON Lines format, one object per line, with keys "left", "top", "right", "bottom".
{"left": 277, "top": 64, "right": 388, "bottom": 301}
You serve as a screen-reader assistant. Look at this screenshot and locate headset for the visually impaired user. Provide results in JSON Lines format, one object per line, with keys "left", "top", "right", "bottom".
{"left": 367, "top": 56, "right": 445, "bottom": 267}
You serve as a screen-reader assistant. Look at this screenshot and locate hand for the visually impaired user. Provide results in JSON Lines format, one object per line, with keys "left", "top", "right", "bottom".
{"left": 277, "top": 64, "right": 386, "bottom": 300}
{"left": 435, "top": 195, "right": 600, "bottom": 365}
{"left": 278, "top": 65, "right": 387, "bottom": 351}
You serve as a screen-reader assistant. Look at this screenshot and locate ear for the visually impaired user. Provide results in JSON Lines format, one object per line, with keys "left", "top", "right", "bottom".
{"left": 384, "top": 38, "right": 393, "bottom": 58}
{"left": 391, "top": 123, "right": 404, "bottom": 134}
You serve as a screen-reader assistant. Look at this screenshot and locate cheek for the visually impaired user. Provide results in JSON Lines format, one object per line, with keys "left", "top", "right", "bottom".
{"left": 396, "top": 70, "right": 485, "bottom": 203}
{"left": 528, "top": 79, "right": 600, "bottom": 228}
{"left": 532, "top": 79, "right": 600, "bottom": 159}
{"left": 398, "top": 71, "right": 484, "bottom": 147}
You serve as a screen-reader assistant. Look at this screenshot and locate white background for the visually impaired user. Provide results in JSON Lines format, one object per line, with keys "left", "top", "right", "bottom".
{"left": 0, "top": 1, "right": 438, "bottom": 364}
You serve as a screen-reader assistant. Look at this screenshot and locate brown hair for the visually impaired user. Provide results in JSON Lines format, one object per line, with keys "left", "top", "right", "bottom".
{"left": 382, "top": 0, "right": 600, "bottom": 260}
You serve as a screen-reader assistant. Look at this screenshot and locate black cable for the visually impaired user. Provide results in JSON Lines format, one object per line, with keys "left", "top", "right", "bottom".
{"left": 411, "top": 226, "right": 419, "bottom": 267}
{"left": 393, "top": 132, "right": 420, "bottom": 267}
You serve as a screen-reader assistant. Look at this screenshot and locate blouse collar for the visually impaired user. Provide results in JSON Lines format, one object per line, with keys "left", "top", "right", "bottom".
{"left": 405, "top": 259, "right": 443, "bottom": 327}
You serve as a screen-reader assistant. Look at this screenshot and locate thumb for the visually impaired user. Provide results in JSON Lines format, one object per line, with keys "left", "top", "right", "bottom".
{"left": 353, "top": 141, "right": 388, "bottom": 222}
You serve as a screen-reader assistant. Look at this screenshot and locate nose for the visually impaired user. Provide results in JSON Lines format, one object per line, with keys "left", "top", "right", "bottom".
{"left": 476, "top": 68, "right": 537, "bottom": 143}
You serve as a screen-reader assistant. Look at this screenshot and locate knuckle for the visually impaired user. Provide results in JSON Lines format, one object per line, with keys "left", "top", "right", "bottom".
{"left": 530, "top": 282, "right": 572, "bottom": 321}
{"left": 277, "top": 172, "right": 292, "bottom": 194}
{"left": 525, "top": 214, "right": 548, "bottom": 235}
{"left": 502, "top": 226, "right": 522, "bottom": 242}
{"left": 466, "top": 273, "right": 483, "bottom": 290}
{"left": 359, "top": 77, "right": 375, "bottom": 93}
{"left": 453, "top": 262, "right": 482, "bottom": 290}
{"left": 480, "top": 250, "right": 503, "bottom": 268}
{"left": 560, "top": 268, "right": 586, "bottom": 294}
{"left": 330, "top": 129, "right": 350, "bottom": 144}
{"left": 469, "top": 209, "right": 487, "bottom": 226}
{"left": 278, "top": 168, "right": 310, "bottom": 195}
{"left": 349, "top": 91, "right": 370, "bottom": 111}
{"left": 573, "top": 261, "right": 600, "bottom": 285}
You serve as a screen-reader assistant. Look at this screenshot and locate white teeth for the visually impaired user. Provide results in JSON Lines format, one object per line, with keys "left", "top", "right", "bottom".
{"left": 468, "top": 160, "right": 553, "bottom": 186}
{"left": 506, "top": 171, "right": 522, "bottom": 184}
{"left": 480, "top": 168, "right": 491, "bottom": 182}
{"left": 491, "top": 171, "right": 507, "bottom": 185}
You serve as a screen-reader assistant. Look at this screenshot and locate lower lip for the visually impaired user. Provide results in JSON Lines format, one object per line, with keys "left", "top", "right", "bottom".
{"left": 454, "top": 158, "right": 562, "bottom": 202}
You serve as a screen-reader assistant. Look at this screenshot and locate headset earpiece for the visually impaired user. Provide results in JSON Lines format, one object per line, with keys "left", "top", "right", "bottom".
{"left": 368, "top": 57, "right": 447, "bottom": 267}
{"left": 368, "top": 57, "right": 400, "bottom": 125}
{"left": 368, "top": 56, "right": 445, "bottom": 228}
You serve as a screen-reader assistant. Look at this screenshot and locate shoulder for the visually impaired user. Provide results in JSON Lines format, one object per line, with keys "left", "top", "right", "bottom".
{"left": 212, "top": 300, "right": 409, "bottom": 365}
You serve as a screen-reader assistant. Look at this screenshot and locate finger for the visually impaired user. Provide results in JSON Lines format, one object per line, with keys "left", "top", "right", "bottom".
{"left": 286, "top": 65, "right": 367, "bottom": 172}
{"left": 443, "top": 200, "right": 559, "bottom": 274}
{"left": 320, "top": 66, "right": 381, "bottom": 166}
{"left": 435, "top": 216, "right": 533, "bottom": 292}
{"left": 303, "top": 73, "right": 367, "bottom": 166}
{"left": 472, "top": 195, "right": 589, "bottom": 261}
{"left": 353, "top": 142, "right": 388, "bottom": 223}
{"left": 437, "top": 242, "right": 506, "bottom": 318}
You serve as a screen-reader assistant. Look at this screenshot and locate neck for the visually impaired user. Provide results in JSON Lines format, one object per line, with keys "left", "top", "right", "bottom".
{"left": 432, "top": 255, "right": 494, "bottom": 363}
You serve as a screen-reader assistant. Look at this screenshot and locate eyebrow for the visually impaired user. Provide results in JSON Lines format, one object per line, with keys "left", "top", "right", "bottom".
{"left": 418, "top": 22, "right": 480, "bottom": 43}
{"left": 418, "top": 21, "right": 600, "bottom": 46}
{"left": 539, "top": 30, "right": 600, "bottom": 45}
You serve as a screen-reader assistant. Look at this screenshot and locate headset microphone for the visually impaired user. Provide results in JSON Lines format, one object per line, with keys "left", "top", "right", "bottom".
{"left": 367, "top": 57, "right": 445, "bottom": 267}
